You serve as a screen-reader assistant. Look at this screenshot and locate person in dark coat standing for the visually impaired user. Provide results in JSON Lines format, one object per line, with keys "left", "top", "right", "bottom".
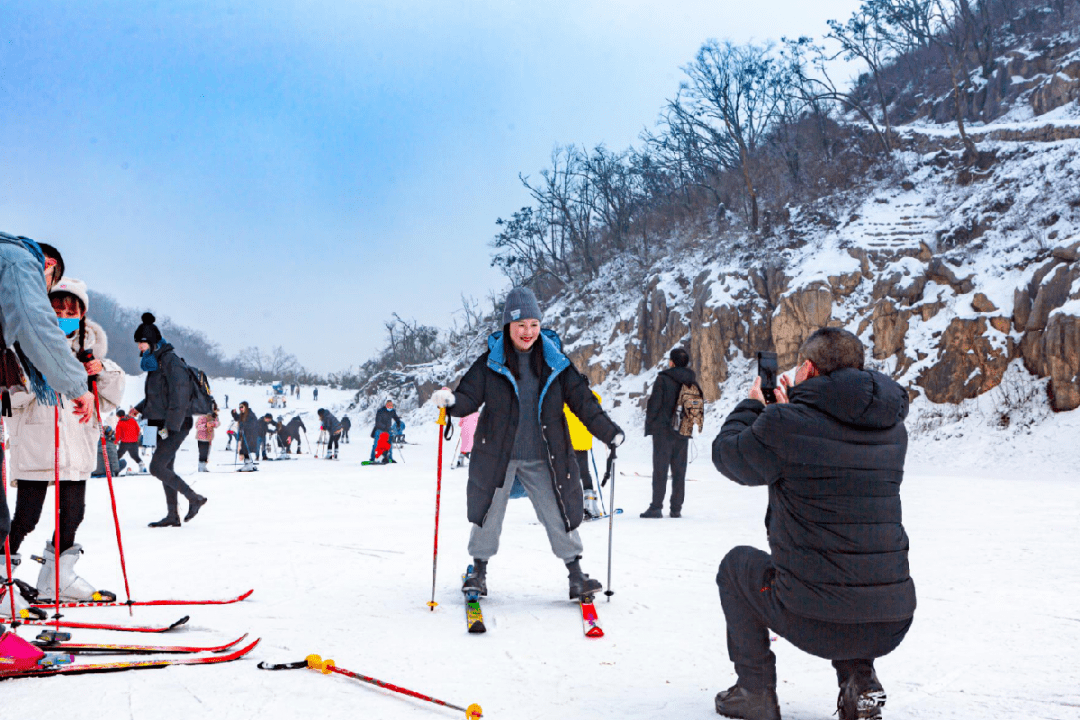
{"left": 231, "top": 402, "right": 261, "bottom": 471}
{"left": 710, "top": 328, "right": 915, "bottom": 720}
{"left": 129, "top": 313, "right": 208, "bottom": 527}
{"left": 369, "top": 400, "right": 402, "bottom": 463}
{"left": 317, "top": 408, "right": 342, "bottom": 459}
{"left": 641, "top": 347, "right": 700, "bottom": 518}
{"left": 432, "top": 287, "right": 624, "bottom": 601}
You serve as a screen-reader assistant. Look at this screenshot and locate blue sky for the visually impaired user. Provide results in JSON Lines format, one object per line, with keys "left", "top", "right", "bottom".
{"left": 1, "top": 1, "right": 863, "bottom": 373}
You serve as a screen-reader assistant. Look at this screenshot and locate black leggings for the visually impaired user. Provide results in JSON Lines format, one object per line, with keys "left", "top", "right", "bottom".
{"left": 8, "top": 481, "right": 87, "bottom": 555}
{"left": 198, "top": 441, "right": 211, "bottom": 463}
{"left": 575, "top": 450, "right": 594, "bottom": 491}
{"left": 117, "top": 442, "right": 142, "bottom": 465}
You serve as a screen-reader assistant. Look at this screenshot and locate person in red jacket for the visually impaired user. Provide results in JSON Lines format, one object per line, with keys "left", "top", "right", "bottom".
{"left": 114, "top": 409, "right": 146, "bottom": 474}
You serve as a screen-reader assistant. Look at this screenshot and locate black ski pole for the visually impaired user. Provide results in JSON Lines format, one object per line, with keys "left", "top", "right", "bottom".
{"left": 601, "top": 445, "right": 617, "bottom": 602}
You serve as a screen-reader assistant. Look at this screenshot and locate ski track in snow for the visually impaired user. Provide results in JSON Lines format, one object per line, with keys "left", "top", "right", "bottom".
{"left": 2, "top": 377, "right": 1078, "bottom": 719}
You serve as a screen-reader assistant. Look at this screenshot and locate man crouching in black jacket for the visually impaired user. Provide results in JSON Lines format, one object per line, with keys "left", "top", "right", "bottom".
{"left": 711, "top": 328, "right": 915, "bottom": 720}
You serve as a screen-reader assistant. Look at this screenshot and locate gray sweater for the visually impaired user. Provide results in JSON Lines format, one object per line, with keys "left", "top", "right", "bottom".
{"left": 511, "top": 350, "right": 544, "bottom": 460}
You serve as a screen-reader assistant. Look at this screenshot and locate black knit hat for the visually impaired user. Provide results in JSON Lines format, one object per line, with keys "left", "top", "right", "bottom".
{"left": 134, "top": 312, "right": 162, "bottom": 345}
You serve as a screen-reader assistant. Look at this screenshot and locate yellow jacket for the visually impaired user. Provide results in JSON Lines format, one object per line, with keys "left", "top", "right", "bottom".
{"left": 564, "top": 391, "right": 601, "bottom": 451}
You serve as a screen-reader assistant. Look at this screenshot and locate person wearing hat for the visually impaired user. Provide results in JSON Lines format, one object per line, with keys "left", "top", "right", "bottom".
{"left": 128, "top": 313, "right": 208, "bottom": 526}
{"left": 5, "top": 277, "right": 125, "bottom": 605}
{"left": 431, "top": 286, "right": 624, "bottom": 601}
{"left": 369, "top": 399, "right": 402, "bottom": 464}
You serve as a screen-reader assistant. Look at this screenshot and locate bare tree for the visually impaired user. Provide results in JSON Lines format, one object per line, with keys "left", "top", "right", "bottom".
{"left": 668, "top": 40, "right": 792, "bottom": 230}
{"left": 824, "top": 2, "right": 898, "bottom": 153}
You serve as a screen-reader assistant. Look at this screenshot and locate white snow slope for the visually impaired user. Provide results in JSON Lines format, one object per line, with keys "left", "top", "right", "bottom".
{"left": 2, "top": 378, "right": 1078, "bottom": 719}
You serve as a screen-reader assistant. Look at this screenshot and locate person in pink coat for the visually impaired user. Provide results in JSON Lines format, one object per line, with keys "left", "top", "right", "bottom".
{"left": 454, "top": 412, "right": 479, "bottom": 468}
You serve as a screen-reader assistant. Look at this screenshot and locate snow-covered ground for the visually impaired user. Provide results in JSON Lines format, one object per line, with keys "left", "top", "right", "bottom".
{"left": 2, "top": 378, "right": 1078, "bottom": 719}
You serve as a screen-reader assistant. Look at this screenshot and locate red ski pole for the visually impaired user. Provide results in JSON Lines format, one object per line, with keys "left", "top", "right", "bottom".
{"left": 427, "top": 407, "right": 447, "bottom": 611}
{"left": 307, "top": 654, "right": 482, "bottom": 719}
{"left": 2, "top": 416, "right": 17, "bottom": 624}
{"left": 52, "top": 402, "right": 61, "bottom": 628}
{"left": 91, "top": 379, "right": 133, "bottom": 615}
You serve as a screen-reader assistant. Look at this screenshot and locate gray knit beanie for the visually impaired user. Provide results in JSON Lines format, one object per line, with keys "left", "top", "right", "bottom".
{"left": 501, "top": 287, "right": 543, "bottom": 326}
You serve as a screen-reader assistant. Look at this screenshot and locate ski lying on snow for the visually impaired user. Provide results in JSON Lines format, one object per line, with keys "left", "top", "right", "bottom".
{"left": 580, "top": 596, "right": 604, "bottom": 638}
{"left": 32, "top": 589, "right": 253, "bottom": 610}
{"left": 33, "top": 633, "right": 249, "bottom": 655}
{"left": 22, "top": 615, "right": 190, "bottom": 634}
{"left": 0, "top": 637, "right": 260, "bottom": 679}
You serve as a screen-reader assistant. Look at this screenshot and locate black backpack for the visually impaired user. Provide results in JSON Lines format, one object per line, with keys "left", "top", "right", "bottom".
{"left": 181, "top": 359, "right": 216, "bottom": 415}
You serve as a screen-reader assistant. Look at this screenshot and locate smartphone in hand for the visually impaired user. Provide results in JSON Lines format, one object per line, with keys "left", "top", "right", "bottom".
{"left": 756, "top": 351, "right": 778, "bottom": 404}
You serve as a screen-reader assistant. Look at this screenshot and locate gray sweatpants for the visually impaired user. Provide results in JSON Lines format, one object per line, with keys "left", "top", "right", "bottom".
{"left": 468, "top": 459, "right": 583, "bottom": 563}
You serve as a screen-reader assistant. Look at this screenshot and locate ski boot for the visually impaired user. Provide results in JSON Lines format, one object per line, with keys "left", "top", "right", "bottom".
{"left": 566, "top": 556, "right": 602, "bottom": 600}
{"left": 583, "top": 489, "right": 602, "bottom": 519}
{"left": 1, "top": 554, "right": 47, "bottom": 621}
{"left": 837, "top": 669, "right": 886, "bottom": 720}
{"left": 462, "top": 559, "right": 487, "bottom": 597}
{"left": 138, "top": 462, "right": 148, "bottom": 474}
{"left": 198, "top": 461, "right": 208, "bottom": 472}
{"left": 714, "top": 684, "right": 781, "bottom": 720}
{"left": 239, "top": 458, "right": 257, "bottom": 472}
{"left": 34, "top": 542, "right": 115, "bottom": 603}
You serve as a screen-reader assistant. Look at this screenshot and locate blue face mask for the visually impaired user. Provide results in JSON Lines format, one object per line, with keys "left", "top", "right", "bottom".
{"left": 57, "top": 317, "right": 81, "bottom": 336}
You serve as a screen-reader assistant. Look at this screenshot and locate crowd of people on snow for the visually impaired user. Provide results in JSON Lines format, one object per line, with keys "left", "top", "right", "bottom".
{"left": 1, "top": 233, "right": 912, "bottom": 720}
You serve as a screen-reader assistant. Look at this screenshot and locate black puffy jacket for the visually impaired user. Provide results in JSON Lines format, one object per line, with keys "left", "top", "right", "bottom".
{"left": 712, "top": 368, "right": 916, "bottom": 624}
{"left": 372, "top": 407, "right": 400, "bottom": 436}
{"left": 318, "top": 409, "right": 341, "bottom": 435}
{"left": 134, "top": 343, "right": 193, "bottom": 432}
{"left": 449, "top": 329, "right": 621, "bottom": 531}
{"left": 645, "top": 366, "right": 700, "bottom": 436}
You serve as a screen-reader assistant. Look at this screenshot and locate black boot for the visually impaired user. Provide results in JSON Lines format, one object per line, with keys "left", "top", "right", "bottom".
{"left": 566, "top": 556, "right": 602, "bottom": 600}
{"left": 837, "top": 670, "right": 886, "bottom": 720}
{"left": 185, "top": 495, "right": 208, "bottom": 522}
{"left": 148, "top": 514, "right": 181, "bottom": 528}
{"left": 714, "top": 684, "right": 781, "bottom": 720}
{"left": 462, "top": 559, "right": 487, "bottom": 597}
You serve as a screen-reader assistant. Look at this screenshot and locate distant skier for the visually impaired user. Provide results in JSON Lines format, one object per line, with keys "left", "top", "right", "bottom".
{"left": 258, "top": 414, "right": 277, "bottom": 460}
{"left": 313, "top": 387, "right": 318, "bottom": 401}
{"left": 340, "top": 415, "right": 352, "bottom": 443}
{"left": 432, "top": 286, "right": 623, "bottom": 601}
{"left": 279, "top": 416, "right": 306, "bottom": 454}
{"left": 369, "top": 399, "right": 402, "bottom": 464}
{"left": 455, "top": 412, "right": 479, "bottom": 468}
{"left": 129, "top": 313, "right": 208, "bottom": 527}
{"left": 195, "top": 410, "right": 220, "bottom": 472}
{"left": 114, "top": 409, "right": 146, "bottom": 474}
{"left": 231, "top": 402, "right": 261, "bottom": 472}
{"left": 224, "top": 420, "right": 237, "bottom": 451}
{"left": 317, "top": 408, "right": 342, "bottom": 459}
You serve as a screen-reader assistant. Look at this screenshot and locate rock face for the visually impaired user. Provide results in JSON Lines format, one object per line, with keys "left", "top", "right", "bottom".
{"left": 771, "top": 285, "right": 833, "bottom": 368}
{"left": 689, "top": 298, "right": 772, "bottom": 402}
{"left": 917, "top": 318, "right": 1012, "bottom": 404}
{"left": 1037, "top": 313, "right": 1080, "bottom": 412}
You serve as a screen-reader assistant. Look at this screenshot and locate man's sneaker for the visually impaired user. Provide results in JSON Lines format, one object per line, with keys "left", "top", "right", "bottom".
{"left": 462, "top": 560, "right": 487, "bottom": 597}
{"left": 714, "top": 684, "right": 781, "bottom": 720}
{"left": 837, "top": 672, "right": 886, "bottom": 720}
{"left": 640, "top": 506, "right": 662, "bottom": 518}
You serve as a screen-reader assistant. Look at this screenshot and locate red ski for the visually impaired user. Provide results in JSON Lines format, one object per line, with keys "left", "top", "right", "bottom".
{"left": 0, "top": 637, "right": 260, "bottom": 679}
{"left": 580, "top": 597, "right": 603, "bottom": 638}
{"left": 32, "top": 589, "right": 253, "bottom": 610}
{"left": 21, "top": 615, "right": 190, "bottom": 634}
{"left": 34, "top": 634, "right": 249, "bottom": 655}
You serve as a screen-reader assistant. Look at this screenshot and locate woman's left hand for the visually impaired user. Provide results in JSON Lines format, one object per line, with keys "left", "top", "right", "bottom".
{"left": 84, "top": 359, "right": 103, "bottom": 376}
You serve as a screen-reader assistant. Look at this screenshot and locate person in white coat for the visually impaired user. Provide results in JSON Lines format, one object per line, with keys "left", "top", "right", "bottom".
{"left": 5, "top": 278, "right": 125, "bottom": 604}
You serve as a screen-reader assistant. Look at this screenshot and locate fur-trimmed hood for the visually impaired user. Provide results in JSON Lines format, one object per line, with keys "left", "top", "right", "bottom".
{"left": 65, "top": 318, "right": 109, "bottom": 359}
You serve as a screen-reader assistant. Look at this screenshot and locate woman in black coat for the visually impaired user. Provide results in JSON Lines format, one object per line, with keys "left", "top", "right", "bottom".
{"left": 434, "top": 287, "right": 623, "bottom": 601}
{"left": 130, "top": 313, "right": 207, "bottom": 526}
